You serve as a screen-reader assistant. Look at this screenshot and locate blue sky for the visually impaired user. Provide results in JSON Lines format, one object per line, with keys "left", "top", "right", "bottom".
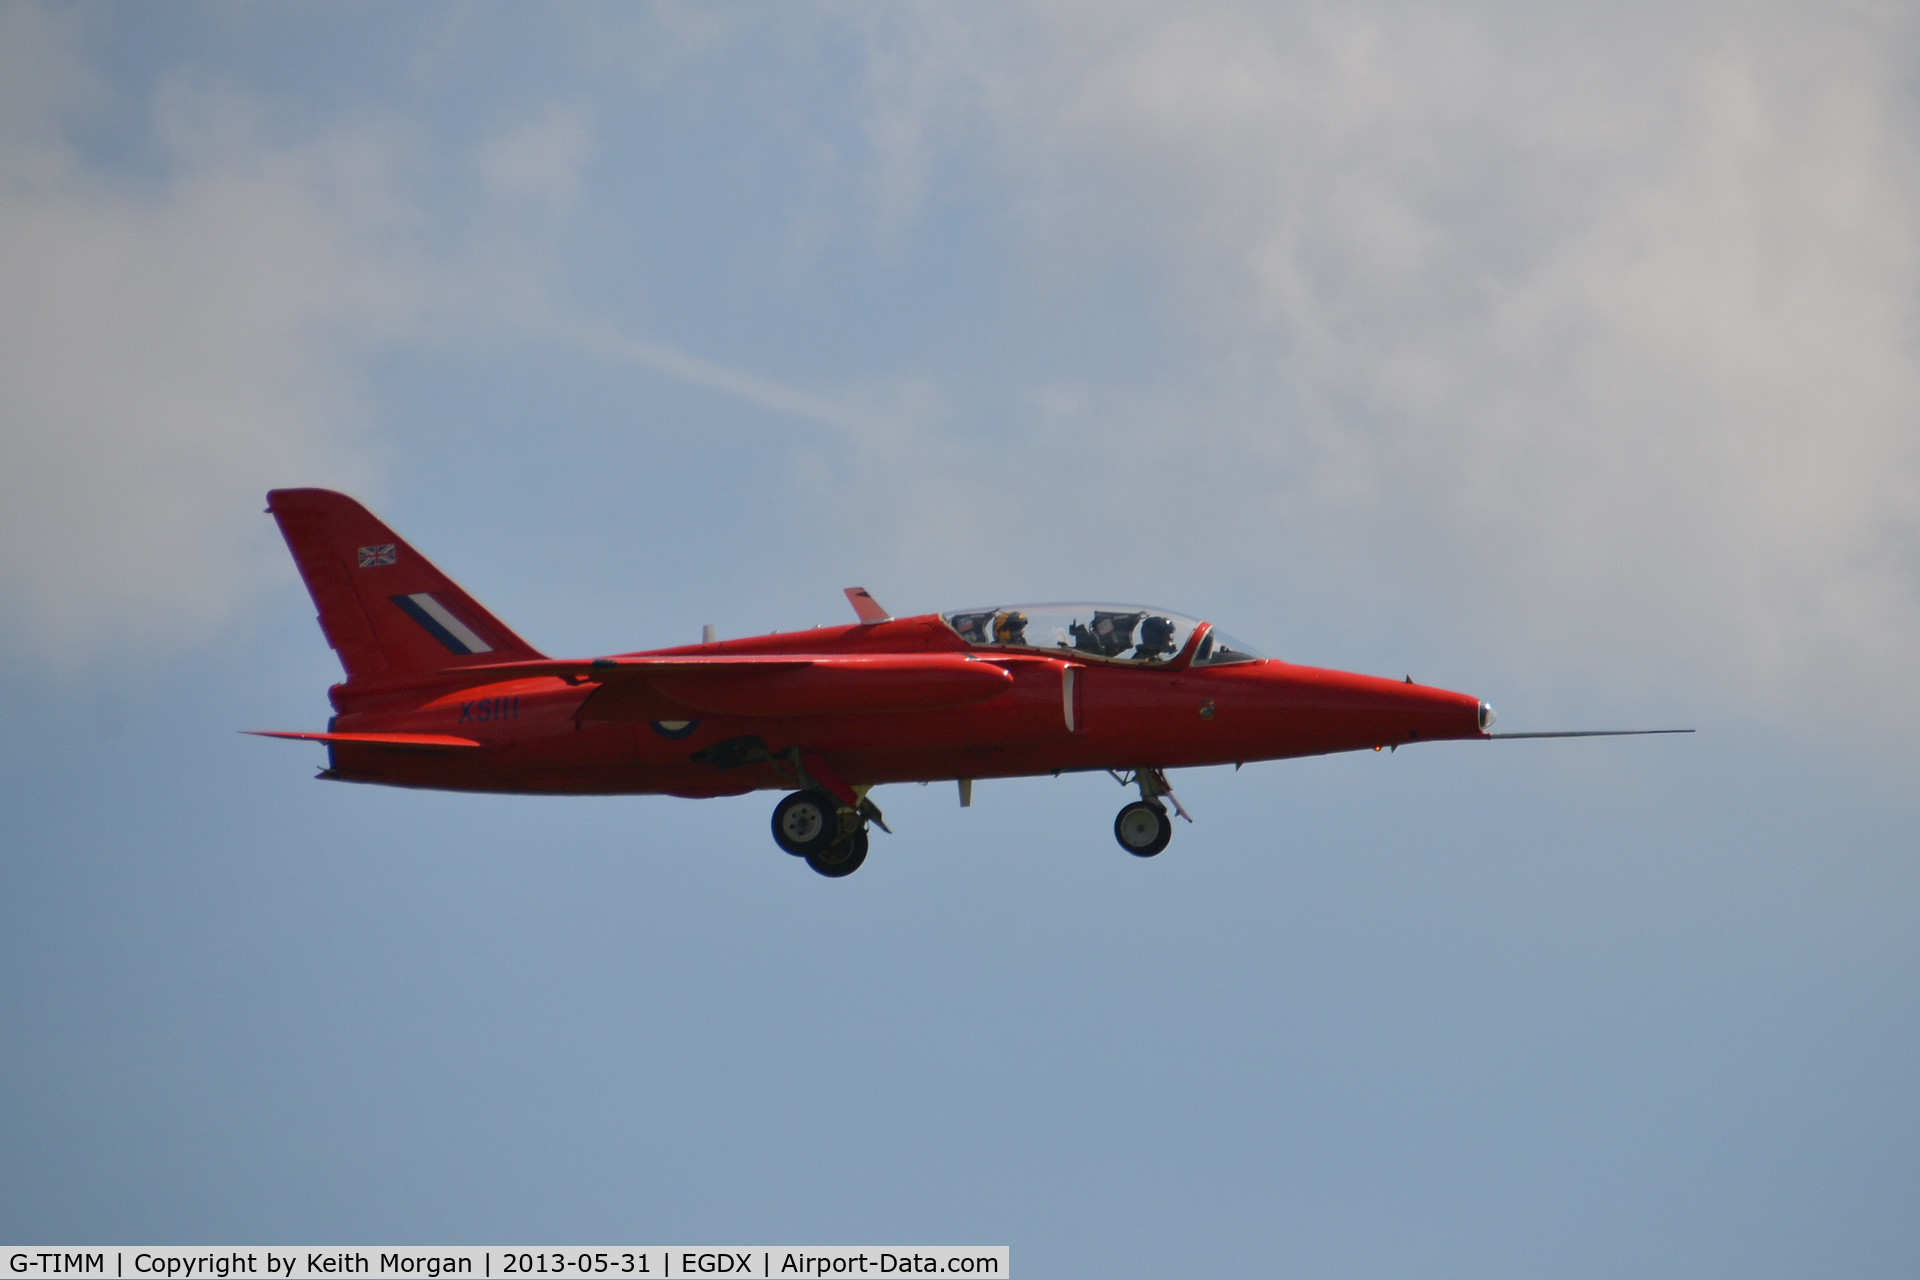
{"left": 3, "top": 4, "right": 1918, "bottom": 1275}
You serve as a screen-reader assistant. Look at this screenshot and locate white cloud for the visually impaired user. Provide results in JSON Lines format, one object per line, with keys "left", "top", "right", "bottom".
{"left": 476, "top": 102, "right": 593, "bottom": 217}
{"left": 0, "top": 15, "right": 422, "bottom": 664}
{"left": 10, "top": 0, "right": 1917, "bottom": 749}
{"left": 853, "top": 1, "right": 1920, "bottom": 734}
{"left": 0, "top": 7, "right": 935, "bottom": 668}
{"left": 557, "top": 321, "right": 926, "bottom": 445}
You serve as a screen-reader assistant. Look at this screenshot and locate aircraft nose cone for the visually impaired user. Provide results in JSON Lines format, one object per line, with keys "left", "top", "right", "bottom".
{"left": 1478, "top": 700, "right": 1498, "bottom": 732}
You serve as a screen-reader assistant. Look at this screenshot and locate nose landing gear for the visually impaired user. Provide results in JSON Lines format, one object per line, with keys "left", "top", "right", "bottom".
{"left": 771, "top": 787, "right": 874, "bottom": 878}
{"left": 1109, "top": 766, "right": 1191, "bottom": 857}
{"left": 1115, "top": 800, "right": 1173, "bottom": 856}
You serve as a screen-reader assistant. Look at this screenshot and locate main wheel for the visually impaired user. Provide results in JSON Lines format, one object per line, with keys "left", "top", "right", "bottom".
{"left": 806, "top": 829, "right": 869, "bottom": 878}
{"left": 1114, "top": 800, "right": 1172, "bottom": 857}
{"left": 772, "top": 789, "right": 840, "bottom": 856}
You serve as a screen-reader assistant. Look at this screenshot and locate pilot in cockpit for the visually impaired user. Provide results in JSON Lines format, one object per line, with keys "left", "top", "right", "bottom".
{"left": 950, "top": 611, "right": 993, "bottom": 644}
{"left": 1134, "top": 614, "right": 1177, "bottom": 661}
{"left": 992, "top": 610, "right": 1029, "bottom": 646}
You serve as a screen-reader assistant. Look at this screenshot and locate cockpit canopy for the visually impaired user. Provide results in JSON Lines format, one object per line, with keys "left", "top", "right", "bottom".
{"left": 942, "top": 603, "right": 1263, "bottom": 666}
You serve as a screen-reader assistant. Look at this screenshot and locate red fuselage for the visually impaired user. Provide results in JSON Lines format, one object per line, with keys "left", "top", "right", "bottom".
{"left": 315, "top": 614, "right": 1487, "bottom": 797}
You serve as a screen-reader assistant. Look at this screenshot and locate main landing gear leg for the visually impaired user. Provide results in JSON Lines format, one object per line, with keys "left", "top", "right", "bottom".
{"left": 771, "top": 750, "right": 884, "bottom": 879}
{"left": 1110, "top": 767, "right": 1190, "bottom": 858}
{"left": 770, "top": 788, "right": 872, "bottom": 877}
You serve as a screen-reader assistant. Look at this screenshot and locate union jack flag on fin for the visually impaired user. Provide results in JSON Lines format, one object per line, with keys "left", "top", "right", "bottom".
{"left": 358, "top": 544, "right": 397, "bottom": 568}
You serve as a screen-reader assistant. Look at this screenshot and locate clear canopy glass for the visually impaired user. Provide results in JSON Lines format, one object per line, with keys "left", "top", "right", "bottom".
{"left": 1190, "top": 626, "right": 1263, "bottom": 666}
{"left": 942, "top": 603, "right": 1262, "bottom": 665}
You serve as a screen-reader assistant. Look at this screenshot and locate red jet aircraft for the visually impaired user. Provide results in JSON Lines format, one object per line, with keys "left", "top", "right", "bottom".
{"left": 253, "top": 489, "right": 1686, "bottom": 877}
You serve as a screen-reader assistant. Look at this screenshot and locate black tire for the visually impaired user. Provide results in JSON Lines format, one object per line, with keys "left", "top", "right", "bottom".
{"left": 772, "top": 789, "right": 840, "bottom": 856}
{"left": 806, "top": 829, "right": 869, "bottom": 878}
{"left": 1114, "top": 800, "right": 1172, "bottom": 857}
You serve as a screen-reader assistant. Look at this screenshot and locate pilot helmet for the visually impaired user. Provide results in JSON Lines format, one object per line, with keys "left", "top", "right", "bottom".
{"left": 1137, "top": 615, "right": 1177, "bottom": 656}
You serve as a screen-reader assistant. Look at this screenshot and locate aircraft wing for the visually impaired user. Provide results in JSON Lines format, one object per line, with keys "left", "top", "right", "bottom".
{"left": 455, "top": 653, "right": 1014, "bottom": 719}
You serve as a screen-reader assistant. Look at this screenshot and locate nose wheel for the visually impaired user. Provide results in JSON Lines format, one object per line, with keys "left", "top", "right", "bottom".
{"left": 1114, "top": 800, "right": 1173, "bottom": 856}
{"left": 1108, "top": 766, "right": 1190, "bottom": 857}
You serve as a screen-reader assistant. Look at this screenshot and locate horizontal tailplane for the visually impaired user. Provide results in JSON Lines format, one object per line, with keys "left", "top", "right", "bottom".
{"left": 244, "top": 730, "right": 482, "bottom": 751}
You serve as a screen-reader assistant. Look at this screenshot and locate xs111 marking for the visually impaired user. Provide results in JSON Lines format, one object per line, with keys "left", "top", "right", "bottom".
{"left": 458, "top": 696, "right": 519, "bottom": 724}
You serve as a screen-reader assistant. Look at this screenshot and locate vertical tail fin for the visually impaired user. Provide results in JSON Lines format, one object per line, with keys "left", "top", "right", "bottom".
{"left": 267, "top": 488, "right": 545, "bottom": 683}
